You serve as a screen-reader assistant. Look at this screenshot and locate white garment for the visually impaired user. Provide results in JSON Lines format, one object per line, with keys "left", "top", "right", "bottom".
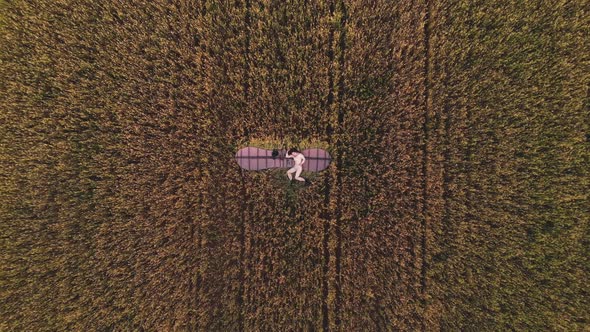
{"left": 286, "top": 152, "right": 305, "bottom": 181}
{"left": 288, "top": 152, "right": 305, "bottom": 166}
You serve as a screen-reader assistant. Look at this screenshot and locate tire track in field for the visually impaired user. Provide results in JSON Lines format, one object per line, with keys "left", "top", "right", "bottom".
{"left": 334, "top": 1, "right": 347, "bottom": 328}
{"left": 322, "top": 0, "right": 336, "bottom": 330}
{"left": 421, "top": 0, "right": 433, "bottom": 330}
{"left": 237, "top": 1, "right": 252, "bottom": 330}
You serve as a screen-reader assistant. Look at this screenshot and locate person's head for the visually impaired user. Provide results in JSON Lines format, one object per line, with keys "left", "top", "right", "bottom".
{"left": 288, "top": 148, "right": 299, "bottom": 155}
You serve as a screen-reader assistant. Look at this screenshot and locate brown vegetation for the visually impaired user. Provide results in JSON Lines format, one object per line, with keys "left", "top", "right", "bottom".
{"left": 1, "top": 0, "right": 588, "bottom": 330}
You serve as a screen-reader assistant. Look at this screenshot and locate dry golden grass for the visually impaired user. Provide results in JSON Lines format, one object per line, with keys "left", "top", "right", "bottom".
{"left": 1, "top": 0, "right": 587, "bottom": 330}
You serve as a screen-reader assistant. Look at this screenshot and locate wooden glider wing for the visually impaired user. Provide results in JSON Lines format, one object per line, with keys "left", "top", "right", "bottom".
{"left": 235, "top": 147, "right": 331, "bottom": 172}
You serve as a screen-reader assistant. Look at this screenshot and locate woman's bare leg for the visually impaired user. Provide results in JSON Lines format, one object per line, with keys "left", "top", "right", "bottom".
{"left": 294, "top": 165, "right": 305, "bottom": 182}
{"left": 287, "top": 166, "right": 297, "bottom": 180}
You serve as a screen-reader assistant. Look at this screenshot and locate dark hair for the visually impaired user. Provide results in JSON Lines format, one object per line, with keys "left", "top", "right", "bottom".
{"left": 288, "top": 148, "right": 299, "bottom": 155}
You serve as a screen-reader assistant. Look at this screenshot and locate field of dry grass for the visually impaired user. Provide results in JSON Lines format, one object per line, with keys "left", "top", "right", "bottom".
{"left": 1, "top": 0, "right": 588, "bottom": 330}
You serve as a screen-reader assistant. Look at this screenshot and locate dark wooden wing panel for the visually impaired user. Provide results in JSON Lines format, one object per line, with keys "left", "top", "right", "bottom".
{"left": 236, "top": 147, "right": 291, "bottom": 170}
{"left": 302, "top": 148, "right": 331, "bottom": 172}
{"left": 236, "top": 147, "right": 330, "bottom": 172}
